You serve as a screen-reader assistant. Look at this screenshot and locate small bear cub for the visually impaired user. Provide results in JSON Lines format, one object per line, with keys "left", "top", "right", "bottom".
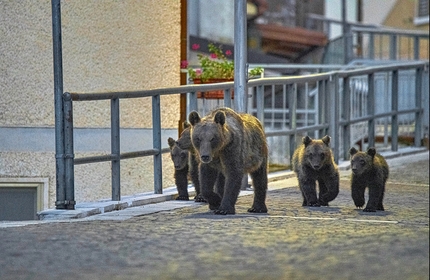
{"left": 167, "top": 122, "right": 205, "bottom": 202}
{"left": 292, "top": 135, "right": 339, "bottom": 207}
{"left": 349, "top": 147, "right": 389, "bottom": 212}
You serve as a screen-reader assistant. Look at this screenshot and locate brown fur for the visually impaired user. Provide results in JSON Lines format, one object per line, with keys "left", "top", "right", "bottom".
{"left": 188, "top": 107, "right": 268, "bottom": 214}
{"left": 349, "top": 147, "right": 389, "bottom": 212}
{"left": 168, "top": 122, "right": 204, "bottom": 201}
{"left": 292, "top": 135, "right": 339, "bottom": 206}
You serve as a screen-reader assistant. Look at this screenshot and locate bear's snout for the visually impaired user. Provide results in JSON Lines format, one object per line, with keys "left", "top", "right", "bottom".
{"left": 200, "top": 155, "right": 211, "bottom": 163}
{"left": 312, "top": 164, "right": 321, "bottom": 170}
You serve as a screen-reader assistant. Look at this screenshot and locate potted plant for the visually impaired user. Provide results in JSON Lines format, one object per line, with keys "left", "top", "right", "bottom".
{"left": 181, "top": 43, "right": 263, "bottom": 99}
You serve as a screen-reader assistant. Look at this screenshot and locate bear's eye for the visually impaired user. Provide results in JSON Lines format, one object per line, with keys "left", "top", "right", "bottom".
{"left": 320, "top": 153, "right": 325, "bottom": 160}
{"left": 210, "top": 137, "right": 215, "bottom": 142}
{"left": 360, "top": 159, "right": 365, "bottom": 165}
{"left": 308, "top": 153, "right": 313, "bottom": 159}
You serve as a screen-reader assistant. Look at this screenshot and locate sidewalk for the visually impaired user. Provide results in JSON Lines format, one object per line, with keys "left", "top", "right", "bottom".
{"left": 25, "top": 146, "right": 427, "bottom": 222}
{"left": 0, "top": 148, "right": 428, "bottom": 280}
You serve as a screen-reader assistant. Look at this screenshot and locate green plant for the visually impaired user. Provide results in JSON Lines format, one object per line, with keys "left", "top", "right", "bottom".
{"left": 181, "top": 43, "right": 263, "bottom": 82}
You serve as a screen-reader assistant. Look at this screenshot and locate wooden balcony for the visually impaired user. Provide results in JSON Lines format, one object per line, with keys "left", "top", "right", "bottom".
{"left": 255, "top": 23, "right": 328, "bottom": 61}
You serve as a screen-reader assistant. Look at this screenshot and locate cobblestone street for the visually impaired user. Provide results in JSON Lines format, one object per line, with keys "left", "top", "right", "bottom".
{"left": 0, "top": 152, "right": 428, "bottom": 280}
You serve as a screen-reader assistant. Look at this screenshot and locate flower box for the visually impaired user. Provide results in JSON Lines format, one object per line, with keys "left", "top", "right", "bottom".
{"left": 192, "top": 78, "right": 234, "bottom": 99}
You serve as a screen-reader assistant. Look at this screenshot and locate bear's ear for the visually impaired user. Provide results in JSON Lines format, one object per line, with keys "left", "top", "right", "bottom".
{"left": 367, "top": 147, "right": 376, "bottom": 158}
{"left": 188, "top": 111, "right": 201, "bottom": 126}
{"left": 214, "top": 111, "right": 226, "bottom": 126}
{"left": 167, "top": 137, "right": 176, "bottom": 148}
{"left": 322, "top": 135, "right": 331, "bottom": 146}
{"left": 302, "top": 136, "right": 312, "bottom": 146}
{"left": 182, "top": 121, "right": 190, "bottom": 129}
{"left": 349, "top": 147, "right": 358, "bottom": 156}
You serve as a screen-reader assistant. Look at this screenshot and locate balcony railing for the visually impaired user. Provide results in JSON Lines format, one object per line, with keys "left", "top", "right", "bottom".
{"left": 58, "top": 61, "right": 428, "bottom": 208}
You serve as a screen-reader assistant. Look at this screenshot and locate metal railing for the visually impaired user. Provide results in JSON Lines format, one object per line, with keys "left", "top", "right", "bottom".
{"left": 306, "top": 13, "right": 430, "bottom": 64}
{"left": 59, "top": 61, "right": 428, "bottom": 207}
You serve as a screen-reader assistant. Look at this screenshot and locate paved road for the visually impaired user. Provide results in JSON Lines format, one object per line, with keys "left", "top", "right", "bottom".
{"left": 0, "top": 152, "right": 428, "bottom": 280}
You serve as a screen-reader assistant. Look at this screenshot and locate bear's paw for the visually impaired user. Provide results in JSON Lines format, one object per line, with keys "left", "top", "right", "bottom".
{"left": 247, "top": 206, "right": 268, "bottom": 213}
{"left": 214, "top": 209, "right": 235, "bottom": 215}
{"left": 194, "top": 194, "right": 207, "bottom": 203}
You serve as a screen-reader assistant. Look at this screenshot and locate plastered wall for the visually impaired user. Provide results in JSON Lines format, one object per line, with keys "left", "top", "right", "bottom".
{"left": 0, "top": 0, "right": 181, "bottom": 209}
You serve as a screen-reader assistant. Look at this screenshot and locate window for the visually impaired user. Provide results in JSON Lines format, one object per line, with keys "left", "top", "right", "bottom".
{"left": 0, "top": 178, "right": 48, "bottom": 221}
{"left": 415, "top": 0, "right": 429, "bottom": 25}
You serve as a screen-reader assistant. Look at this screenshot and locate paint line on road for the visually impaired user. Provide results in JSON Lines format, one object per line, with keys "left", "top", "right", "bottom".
{"left": 235, "top": 215, "right": 399, "bottom": 224}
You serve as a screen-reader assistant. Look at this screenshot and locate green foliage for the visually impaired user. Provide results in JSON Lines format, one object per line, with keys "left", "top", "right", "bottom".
{"left": 182, "top": 43, "right": 263, "bottom": 82}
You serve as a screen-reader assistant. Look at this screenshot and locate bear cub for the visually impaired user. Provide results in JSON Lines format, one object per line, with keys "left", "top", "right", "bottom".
{"left": 292, "top": 135, "right": 339, "bottom": 207}
{"left": 167, "top": 123, "right": 205, "bottom": 201}
{"left": 349, "top": 147, "right": 389, "bottom": 212}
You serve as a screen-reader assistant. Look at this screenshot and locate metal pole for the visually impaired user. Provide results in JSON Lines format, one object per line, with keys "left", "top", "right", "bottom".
{"left": 332, "top": 74, "right": 340, "bottom": 163}
{"left": 414, "top": 67, "right": 423, "bottom": 147}
{"left": 234, "top": 0, "right": 248, "bottom": 190}
{"left": 152, "top": 94, "right": 163, "bottom": 194}
{"left": 342, "top": 76, "right": 351, "bottom": 160}
{"left": 63, "top": 93, "right": 75, "bottom": 209}
{"left": 367, "top": 73, "right": 375, "bottom": 148}
{"left": 111, "top": 97, "right": 121, "bottom": 201}
{"left": 342, "top": 0, "right": 348, "bottom": 64}
{"left": 52, "top": 0, "right": 66, "bottom": 209}
{"left": 288, "top": 84, "right": 297, "bottom": 164}
{"left": 391, "top": 70, "right": 399, "bottom": 151}
{"left": 234, "top": 0, "right": 247, "bottom": 113}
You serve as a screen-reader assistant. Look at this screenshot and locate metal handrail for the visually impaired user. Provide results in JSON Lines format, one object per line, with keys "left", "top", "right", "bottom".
{"left": 61, "top": 60, "right": 428, "bottom": 207}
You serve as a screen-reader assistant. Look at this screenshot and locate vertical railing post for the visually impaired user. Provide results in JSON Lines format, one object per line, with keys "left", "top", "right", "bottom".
{"left": 390, "top": 34, "right": 397, "bottom": 60}
{"left": 391, "top": 69, "right": 399, "bottom": 151}
{"left": 367, "top": 73, "right": 375, "bottom": 148}
{"left": 152, "top": 94, "right": 163, "bottom": 194}
{"left": 224, "top": 88, "right": 232, "bottom": 108}
{"left": 188, "top": 91, "right": 198, "bottom": 113}
{"left": 342, "top": 76, "right": 351, "bottom": 160}
{"left": 256, "top": 85, "right": 264, "bottom": 123}
{"left": 52, "top": 0, "right": 66, "bottom": 209}
{"left": 413, "top": 36, "right": 420, "bottom": 60}
{"left": 317, "top": 79, "right": 327, "bottom": 138}
{"left": 288, "top": 84, "right": 297, "bottom": 164}
{"left": 331, "top": 74, "right": 340, "bottom": 163}
{"left": 368, "top": 33, "right": 375, "bottom": 60}
{"left": 414, "top": 66, "right": 423, "bottom": 147}
{"left": 111, "top": 97, "right": 121, "bottom": 201}
{"left": 63, "top": 92, "right": 75, "bottom": 209}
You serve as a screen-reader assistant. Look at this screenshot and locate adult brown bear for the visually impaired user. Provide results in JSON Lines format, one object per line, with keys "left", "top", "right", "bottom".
{"left": 188, "top": 107, "right": 268, "bottom": 215}
{"left": 292, "top": 135, "right": 339, "bottom": 207}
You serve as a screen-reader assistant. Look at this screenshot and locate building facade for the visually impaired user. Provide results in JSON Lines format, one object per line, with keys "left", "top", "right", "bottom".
{"left": 0, "top": 0, "right": 181, "bottom": 215}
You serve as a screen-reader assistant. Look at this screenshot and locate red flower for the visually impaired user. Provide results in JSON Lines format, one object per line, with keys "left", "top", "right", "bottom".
{"left": 225, "top": 50, "right": 232, "bottom": 56}
{"left": 191, "top": 44, "right": 200, "bottom": 50}
{"left": 180, "top": 60, "right": 189, "bottom": 69}
{"left": 210, "top": 53, "right": 217, "bottom": 59}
